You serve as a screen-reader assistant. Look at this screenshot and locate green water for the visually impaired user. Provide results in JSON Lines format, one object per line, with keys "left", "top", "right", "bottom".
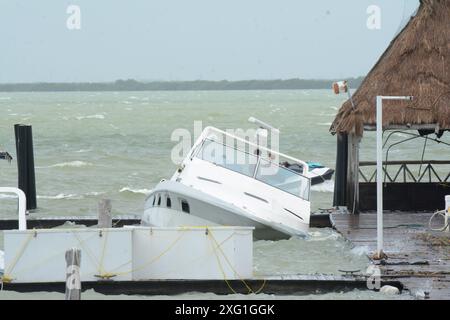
{"left": 0, "top": 90, "right": 347, "bottom": 216}
{"left": 1, "top": 90, "right": 445, "bottom": 300}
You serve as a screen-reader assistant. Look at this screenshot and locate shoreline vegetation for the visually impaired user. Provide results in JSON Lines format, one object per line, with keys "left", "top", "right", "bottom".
{"left": 0, "top": 77, "right": 364, "bottom": 92}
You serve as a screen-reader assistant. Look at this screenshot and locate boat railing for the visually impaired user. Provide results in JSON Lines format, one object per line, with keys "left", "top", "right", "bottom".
{"left": 189, "top": 126, "right": 310, "bottom": 174}
{"left": 193, "top": 135, "right": 311, "bottom": 201}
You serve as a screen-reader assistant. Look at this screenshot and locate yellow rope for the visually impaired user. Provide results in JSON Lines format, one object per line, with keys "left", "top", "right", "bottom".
{"left": 2, "top": 232, "right": 34, "bottom": 282}
{"left": 5, "top": 231, "right": 98, "bottom": 279}
{"left": 153, "top": 230, "right": 236, "bottom": 279}
{"left": 111, "top": 229, "right": 187, "bottom": 276}
{"left": 98, "top": 230, "right": 109, "bottom": 277}
{"left": 207, "top": 228, "right": 266, "bottom": 295}
{"left": 208, "top": 231, "right": 239, "bottom": 294}
{"left": 72, "top": 231, "right": 101, "bottom": 270}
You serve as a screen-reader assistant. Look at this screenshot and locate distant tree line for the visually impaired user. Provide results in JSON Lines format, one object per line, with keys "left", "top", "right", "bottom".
{"left": 0, "top": 77, "right": 364, "bottom": 92}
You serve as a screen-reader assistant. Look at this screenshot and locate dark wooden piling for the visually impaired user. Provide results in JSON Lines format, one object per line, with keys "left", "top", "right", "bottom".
{"left": 346, "top": 134, "right": 360, "bottom": 213}
{"left": 333, "top": 133, "right": 348, "bottom": 207}
{"left": 14, "top": 124, "right": 37, "bottom": 211}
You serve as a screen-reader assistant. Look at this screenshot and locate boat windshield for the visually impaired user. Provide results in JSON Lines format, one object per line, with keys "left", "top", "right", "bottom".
{"left": 196, "top": 139, "right": 310, "bottom": 201}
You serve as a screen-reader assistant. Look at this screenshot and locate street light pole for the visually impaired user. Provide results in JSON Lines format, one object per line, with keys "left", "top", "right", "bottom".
{"left": 375, "top": 95, "right": 413, "bottom": 259}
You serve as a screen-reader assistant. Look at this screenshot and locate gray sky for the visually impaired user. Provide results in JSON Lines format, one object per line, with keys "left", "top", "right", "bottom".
{"left": 0, "top": 0, "right": 420, "bottom": 83}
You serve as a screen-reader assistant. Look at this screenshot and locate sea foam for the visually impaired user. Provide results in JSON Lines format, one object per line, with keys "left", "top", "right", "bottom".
{"left": 48, "top": 161, "right": 93, "bottom": 168}
{"left": 37, "top": 194, "right": 79, "bottom": 200}
{"left": 311, "top": 180, "right": 334, "bottom": 193}
{"left": 119, "top": 187, "right": 152, "bottom": 195}
{"left": 76, "top": 114, "right": 105, "bottom": 120}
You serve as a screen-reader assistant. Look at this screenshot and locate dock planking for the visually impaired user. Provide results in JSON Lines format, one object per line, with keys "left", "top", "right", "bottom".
{"left": 331, "top": 212, "right": 450, "bottom": 300}
{"left": 0, "top": 213, "right": 333, "bottom": 230}
{"left": 1, "top": 275, "right": 403, "bottom": 297}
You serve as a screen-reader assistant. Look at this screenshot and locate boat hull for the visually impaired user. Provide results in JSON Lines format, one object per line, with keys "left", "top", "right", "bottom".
{"left": 142, "top": 181, "right": 309, "bottom": 240}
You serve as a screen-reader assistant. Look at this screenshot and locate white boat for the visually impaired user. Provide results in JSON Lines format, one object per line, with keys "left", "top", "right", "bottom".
{"left": 142, "top": 121, "right": 313, "bottom": 240}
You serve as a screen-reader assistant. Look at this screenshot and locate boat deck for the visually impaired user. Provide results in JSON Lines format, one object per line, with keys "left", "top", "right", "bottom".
{"left": 330, "top": 212, "right": 450, "bottom": 300}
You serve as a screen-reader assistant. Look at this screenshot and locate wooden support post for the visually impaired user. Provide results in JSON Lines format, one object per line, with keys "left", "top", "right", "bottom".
{"left": 333, "top": 133, "right": 348, "bottom": 207}
{"left": 445, "top": 195, "right": 450, "bottom": 233}
{"left": 65, "top": 248, "right": 81, "bottom": 300}
{"left": 14, "top": 124, "right": 37, "bottom": 211}
{"left": 98, "top": 199, "right": 112, "bottom": 228}
{"left": 346, "top": 134, "right": 361, "bottom": 214}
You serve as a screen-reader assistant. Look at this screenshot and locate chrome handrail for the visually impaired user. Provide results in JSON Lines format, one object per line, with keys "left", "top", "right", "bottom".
{"left": 189, "top": 126, "right": 310, "bottom": 174}
{"left": 0, "top": 187, "right": 27, "bottom": 231}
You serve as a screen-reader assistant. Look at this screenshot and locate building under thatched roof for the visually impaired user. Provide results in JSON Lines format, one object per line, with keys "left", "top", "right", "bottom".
{"left": 331, "top": 0, "right": 450, "bottom": 136}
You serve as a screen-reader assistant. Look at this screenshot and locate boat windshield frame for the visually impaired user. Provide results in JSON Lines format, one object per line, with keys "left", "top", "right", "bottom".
{"left": 192, "top": 134, "right": 311, "bottom": 201}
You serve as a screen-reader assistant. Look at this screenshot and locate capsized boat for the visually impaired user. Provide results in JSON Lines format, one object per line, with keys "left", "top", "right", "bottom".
{"left": 142, "top": 123, "right": 313, "bottom": 240}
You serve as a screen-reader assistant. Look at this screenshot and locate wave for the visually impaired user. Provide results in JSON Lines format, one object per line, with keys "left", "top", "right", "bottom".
{"left": 351, "top": 246, "right": 370, "bottom": 256}
{"left": 76, "top": 114, "right": 105, "bottom": 120}
{"left": 37, "top": 193, "right": 78, "bottom": 200}
{"left": 311, "top": 180, "right": 334, "bottom": 193}
{"left": 74, "top": 149, "right": 92, "bottom": 153}
{"left": 0, "top": 194, "right": 17, "bottom": 199}
{"left": 37, "top": 191, "right": 105, "bottom": 200}
{"left": 317, "top": 122, "right": 332, "bottom": 126}
{"left": 119, "top": 187, "right": 152, "bottom": 195}
{"left": 307, "top": 230, "right": 340, "bottom": 242}
{"left": 41, "top": 161, "right": 93, "bottom": 168}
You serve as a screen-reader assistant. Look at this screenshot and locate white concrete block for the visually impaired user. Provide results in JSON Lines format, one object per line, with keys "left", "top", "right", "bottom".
{"left": 4, "top": 228, "right": 133, "bottom": 283}
{"left": 130, "top": 226, "right": 253, "bottom": 280}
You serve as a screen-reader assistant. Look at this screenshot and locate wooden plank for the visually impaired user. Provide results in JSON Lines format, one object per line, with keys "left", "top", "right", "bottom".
{"left": 331, "top": 212, "right": 450, "bottom": 300}
{"left": 1, "top": 276, "right": 404, "bottom": 297}
{"left": 0, "top": 215, "right": 141, "bottom": 230}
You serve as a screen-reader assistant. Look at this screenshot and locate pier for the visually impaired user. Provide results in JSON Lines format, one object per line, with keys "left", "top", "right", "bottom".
{"left": 331, "top": 212, "right": 450, "bottom": 300}
{"left": 1, "top": 274, "right": 403, "bottom": 297}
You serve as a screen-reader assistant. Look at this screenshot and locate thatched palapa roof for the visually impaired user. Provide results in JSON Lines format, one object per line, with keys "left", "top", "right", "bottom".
{"left": 330, "top": 0, "right": 450, "bottom": 136}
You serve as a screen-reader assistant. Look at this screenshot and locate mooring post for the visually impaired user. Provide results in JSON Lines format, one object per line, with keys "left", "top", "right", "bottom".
{"left": 14, "top": 124, "right": 37, "bottom": 211}
{"left": 346, "top": 133, "right": 360, "bottom": 213}
{"left": 445, "top": 195, "right": 450, "bottom": 233}
{"left": 98, "top": 199, "right": 112, "bottom": 228}
{"left": 333, "top": 133, "right": 348, "bottom": 207}
{"left": 65, "top": 248, "right": 81, "bottom": 300}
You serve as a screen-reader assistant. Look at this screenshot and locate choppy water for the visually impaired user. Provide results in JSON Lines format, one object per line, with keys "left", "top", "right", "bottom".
{"left": 1, "top": 90, "right": 445, "bottom": 300}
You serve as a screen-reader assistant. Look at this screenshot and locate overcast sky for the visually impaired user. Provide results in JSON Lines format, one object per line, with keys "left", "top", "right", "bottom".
{"left": 0, "top": 0, "right": 420, "bottom": 83}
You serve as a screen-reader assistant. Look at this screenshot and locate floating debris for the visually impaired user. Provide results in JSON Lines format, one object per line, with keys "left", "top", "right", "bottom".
{"left": 414, "top": 233, "right": 450, "bottom": 247}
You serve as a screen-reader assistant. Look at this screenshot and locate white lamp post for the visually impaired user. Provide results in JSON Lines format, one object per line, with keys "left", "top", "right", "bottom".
{"left": 375, "top": 95, "right": 413, "bottom": 259}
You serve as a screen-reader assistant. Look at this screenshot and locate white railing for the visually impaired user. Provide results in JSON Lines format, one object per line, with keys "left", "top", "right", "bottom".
{"left": 0, "top": 187, "right": 27, "bottom": 231}
{"left": 189, "top": 126, "right": 310, "bottom": 174}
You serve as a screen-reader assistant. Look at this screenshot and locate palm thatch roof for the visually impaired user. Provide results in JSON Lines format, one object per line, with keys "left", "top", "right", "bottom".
{"left": 331, "top": 0, "right": 450, "bottom": 136}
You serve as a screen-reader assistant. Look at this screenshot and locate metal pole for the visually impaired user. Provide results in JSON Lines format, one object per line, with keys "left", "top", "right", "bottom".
{"left": 375, "top": 96, "right": 413, "bottom": 258}
{"left": 0, "top": 187, "right": 27, "bottom": 231}
{"left": 376, "top": 97, "right": 383, "bottom": 258}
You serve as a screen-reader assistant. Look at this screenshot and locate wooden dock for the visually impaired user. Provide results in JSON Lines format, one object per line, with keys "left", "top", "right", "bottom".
{"left": 1, "top": 274, "right": 403, "bottom": 297}
{"left": 0, "top": 213, "right": 333, "bottom": 230}
{"left": 331, "top": 212, "right": 450, "bottom": 300}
